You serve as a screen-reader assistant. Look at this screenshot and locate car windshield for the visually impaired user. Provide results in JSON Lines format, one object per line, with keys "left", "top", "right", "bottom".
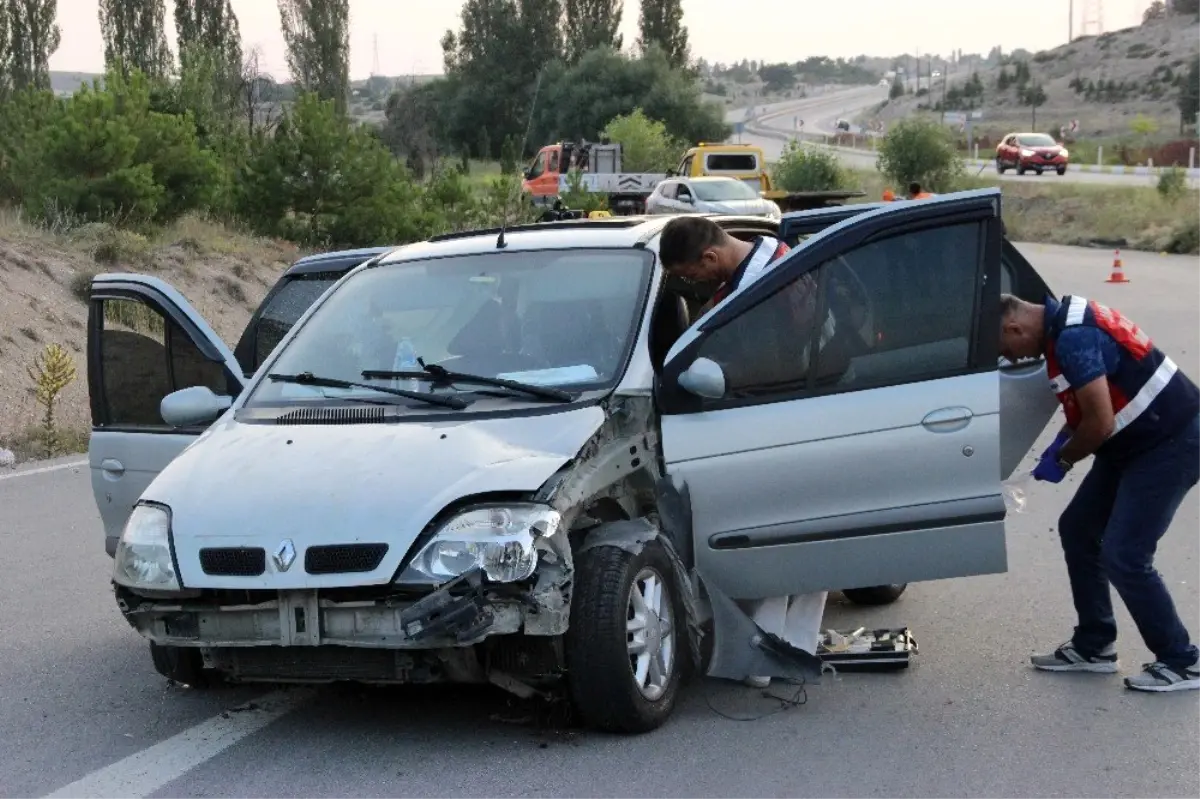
{"left": 245, "top": 248, "right": 653, "bottom": 410}
{"left": 1017, "top": 134, "right": 1057, "bottom": 147}
{"left": 691, "top": 180, "right": 758, "bottom": 201}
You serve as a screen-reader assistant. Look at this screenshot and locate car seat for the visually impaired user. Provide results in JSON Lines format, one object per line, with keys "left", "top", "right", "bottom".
{"left": 648, "top": 290, "right": 690, "bottom": 372}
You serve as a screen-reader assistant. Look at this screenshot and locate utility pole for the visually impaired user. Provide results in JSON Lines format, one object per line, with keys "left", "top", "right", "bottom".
{"left": 1069, "top": 0, "right": 1073, "bottom": 42}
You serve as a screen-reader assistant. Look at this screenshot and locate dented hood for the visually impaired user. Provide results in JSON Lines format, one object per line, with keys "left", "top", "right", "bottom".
{"left": 144, "top": 405, "right": 606, "bottom": 589}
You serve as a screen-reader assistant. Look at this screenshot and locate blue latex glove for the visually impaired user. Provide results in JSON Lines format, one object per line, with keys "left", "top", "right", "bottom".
{"left": 1038, "top": 430, "right": 1070, "bottom": 462}
{"left": 1032, "top": 451, "right": 1068, "bottom": 483}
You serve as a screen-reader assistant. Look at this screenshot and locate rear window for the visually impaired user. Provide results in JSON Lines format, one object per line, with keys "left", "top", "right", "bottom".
{"left": 705, "top": 153, "right": 758, "bottom": 171}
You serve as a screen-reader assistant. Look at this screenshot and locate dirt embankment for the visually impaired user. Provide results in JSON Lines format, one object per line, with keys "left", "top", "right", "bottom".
{"left": 0, "top": 210, "right": 304, "bottom": 461}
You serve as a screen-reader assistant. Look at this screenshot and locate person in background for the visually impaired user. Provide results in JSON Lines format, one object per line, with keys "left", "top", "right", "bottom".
{"left": 907, "top": 181, "right": 934, "bottom": 199}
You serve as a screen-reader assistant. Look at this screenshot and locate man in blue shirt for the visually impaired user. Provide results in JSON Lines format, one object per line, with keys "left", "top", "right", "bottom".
{"left": 1000, "top": 293, "right": 1200, "bottom": 692}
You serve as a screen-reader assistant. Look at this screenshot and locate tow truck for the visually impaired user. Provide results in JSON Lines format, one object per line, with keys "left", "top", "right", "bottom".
{"left": 522, "top": 141, "right": 863, "bottom": 216}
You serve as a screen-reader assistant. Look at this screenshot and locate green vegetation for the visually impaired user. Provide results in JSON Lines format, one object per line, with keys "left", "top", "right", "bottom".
{"left": 875, "top": 117, "right": 965, "bottom": 191}
{"left": 772, "top": 140, "right": 848, "bottom": 191}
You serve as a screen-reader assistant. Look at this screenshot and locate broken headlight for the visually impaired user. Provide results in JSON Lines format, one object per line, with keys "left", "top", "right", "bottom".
{"left": 113, "top": 503, "right": 180, "bottom": 591}
{"left": 395, "top": 504, "right": 562, "bottom": 585}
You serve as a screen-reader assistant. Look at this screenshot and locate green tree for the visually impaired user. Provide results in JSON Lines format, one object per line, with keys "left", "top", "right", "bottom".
{"left": 278, "top": 0, "right": 350, "bottom": 115}
{"left": 889, "top": 75, "right": 904, "bottom": 99}
{"left": 772, "top": 139, "right": 847, "bottom": 191}
{"left": 99, "top": 0, "right": 172, "bottom": 78}
{"left": 758, "top": 63, "right": 795, "bottom": 92}
{"left": 238, "top": 92, "right": 424, "bottom": 247}
{"left": 1178, "top": 58, "right": 1199, "bottom": 133}
{"left": 8, "top": 0, "right": 61, "bottom": 91}
{"left": 563, "top": 0, "right": 622, "bottom": 64}
{"left": 19, "top": 69, "right": 219, "bottom": 225}
{"left": 381, "top": 81, "right": 447, "bottom": 164}
{"left": 0, "top": 1, "right": 11, "bottom": 98}
{"left": 637, "top": 0, "right": 688, "bottom": 70}
{"left": 441, "top": 0, "right": 560, "bottom": 160}
{"left": 531, "top": 46, "right": 727, "bottom": 147}
{"left": 1021, "top": 82, "right": 1047, "bottom": 128}
{"left": 174, "top": 0, "right": 241, "bottom": 94}
{"left": 875, "top": 116, "right": 964, "bottom": 192}
{"left": 601, "top": 108, "right": 682, "bottom": 171}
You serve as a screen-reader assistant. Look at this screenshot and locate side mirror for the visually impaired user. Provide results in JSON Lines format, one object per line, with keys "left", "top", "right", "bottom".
{"left": 523, "top": 168, "right": 532, "bottom": 180}
{"left": 678, "top": 194, "right": 694, "bottom": 204}
{"left": 161, "top": 386, "right": 233, "bottom": 427}
{"left": 678, "top": 357, "right": 726, "bottom": 399}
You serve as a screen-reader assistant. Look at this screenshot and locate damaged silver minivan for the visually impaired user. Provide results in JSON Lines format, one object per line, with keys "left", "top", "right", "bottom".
{"left": 87, "top": 188, "right": 1060, "bottom": 733}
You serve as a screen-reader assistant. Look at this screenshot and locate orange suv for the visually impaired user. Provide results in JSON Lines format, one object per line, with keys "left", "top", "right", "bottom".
{"left": 995, "top": 132, "right": 1068, "bottom": 176}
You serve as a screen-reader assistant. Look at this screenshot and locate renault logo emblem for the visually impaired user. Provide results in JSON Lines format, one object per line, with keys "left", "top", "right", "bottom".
{"left": 273, "top": 539, "right": 297, "bottom": 572}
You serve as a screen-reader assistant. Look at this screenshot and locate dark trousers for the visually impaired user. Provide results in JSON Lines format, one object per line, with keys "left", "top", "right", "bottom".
{"left": 1059, "top": 415, "right": 1200, "bottom": 668}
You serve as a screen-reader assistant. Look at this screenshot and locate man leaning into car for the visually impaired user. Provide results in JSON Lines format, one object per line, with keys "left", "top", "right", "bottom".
{"left": 656, "top": 215, "right": 827, "bottom": 690}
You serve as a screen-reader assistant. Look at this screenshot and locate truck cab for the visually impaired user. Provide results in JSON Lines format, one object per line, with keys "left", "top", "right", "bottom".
{"left": 675, "top": 143, "right": 774, "bottom": 194}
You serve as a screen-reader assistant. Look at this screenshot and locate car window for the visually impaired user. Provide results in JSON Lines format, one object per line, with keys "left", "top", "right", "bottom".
{"left": 691, "top": 221, "right": 982, "bottom": 402}
{"left": 254, "top": 274, "right": 341, "bottom": 368}
{"left": 549, "top": 150, "right": 560, "bottom": 173}
{"left": 659, "top": 182, "right": 676, "bottom": 199}
{"left": 528, "top": 152, "right": 546, "bottom": 178}
{"left": 1017, "top": 134, "right": 1057, "bottom": 147}
{"left": 677, "top": 184, "right": 692, "bottom": 199}
{"left": 97, "top": 297, "right": 226, "bottom": 427}
{"left": 705, "top": 153, "right": 758, "bottom": 172}
{"left": 246, "top": 249, "right": 654, "bottom": 410}
{"left": 692, "top": 180, "right": 758, "bottom": 202}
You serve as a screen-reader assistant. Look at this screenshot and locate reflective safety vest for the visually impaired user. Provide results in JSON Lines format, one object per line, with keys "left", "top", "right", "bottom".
{"left": 1046, "top": 295, "right": 1200, "bottom": 460}
{"left": 910, "top": 191, "right": 934, "bottom": 200}
{"left": 710, "top": 236, "right": 791, "bottom": 307}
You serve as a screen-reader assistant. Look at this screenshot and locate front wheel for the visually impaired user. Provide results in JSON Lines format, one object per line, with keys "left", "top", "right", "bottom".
{"left": 842, "top": 584, "right": 907, "bottom": 606}
{"left": 149, "top": 643, "right": 222, "bottom": 687}
{"left": 566, "top": 541, "right": 683, "bottom": 733}
{"left": 1056, "top": 166, "right": 1067, "bottom": 175}
{"left": 996, "top": 158, "right": 1007, "bottom": 174}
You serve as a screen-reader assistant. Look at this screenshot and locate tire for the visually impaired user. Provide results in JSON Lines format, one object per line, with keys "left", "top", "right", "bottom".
{"left": 1017, "top": 164, "right": 1027, "bottom": 175}
{"left": 995, "top": 158, "right": 1006, "bottom": 174}
{"left": 566, "top": 541, "right": 683, "bottom": 733}
{"left": 1035, "top": 167, "right": 1044, "bottom": 175}
{"left": 149, "top": 643, "right": 221, "bottom": 688}
{"left": 842, "top": 584, "right": 908, "bottom": 606}
{"left": 1056, "top": 166, "right": 1067, "bottom": 175}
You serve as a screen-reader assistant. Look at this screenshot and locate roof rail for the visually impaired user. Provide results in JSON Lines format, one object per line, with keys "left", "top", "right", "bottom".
{"left": 427, "top": 217, "right": 644, "bottom": 243}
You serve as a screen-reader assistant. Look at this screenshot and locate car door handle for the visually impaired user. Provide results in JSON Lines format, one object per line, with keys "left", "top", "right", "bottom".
{"left": 100, "top": 458, "right": 125, "bottom": 478}
{"left": 921, "top": 407, "right": 973, "bottom": 433}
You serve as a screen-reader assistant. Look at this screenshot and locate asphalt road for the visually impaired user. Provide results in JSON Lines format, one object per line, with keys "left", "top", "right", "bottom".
{"left": 728, "top": 88, "right": 1192, "bottom": 188}
{"left": 2, "top": 245, "right": 1197, "bottom": 798}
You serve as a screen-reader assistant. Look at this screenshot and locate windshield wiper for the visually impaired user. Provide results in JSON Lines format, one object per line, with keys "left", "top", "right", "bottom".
{"left": 268, "top": 372, "right": 469, "bottom": 409}
{"left": 363, "top": 359, "right": 577, "bottom": 403}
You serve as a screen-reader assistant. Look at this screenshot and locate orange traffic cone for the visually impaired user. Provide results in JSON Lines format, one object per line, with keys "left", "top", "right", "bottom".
{"left": 1106, "top": 249, "right": 1130, "bottom": 283}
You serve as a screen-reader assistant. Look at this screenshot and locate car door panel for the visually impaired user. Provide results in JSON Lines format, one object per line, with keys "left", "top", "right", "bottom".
{"left": 659, "top": 188, "right": 1009, "bottom": 599}
{"left": 998, "top": 239, "right": 1059, "bottom": 478}
{"left": 88, "top": 274, "right": 245, "bottom": 554}
{"left": 778, "top": 203, "right": 884, "bottom": 245}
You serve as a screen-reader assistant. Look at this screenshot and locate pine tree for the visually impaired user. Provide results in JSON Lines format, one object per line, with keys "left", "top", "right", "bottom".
{"left": 7, "top": 0, "right": 61, "bottom": 90}
{"left": 99, "top": 0, "right": 171, "bottom": 78}
{"left": 278, "top": 0, "right": 350, "bottom": 114}
{"left": 562, "top": 0, "right": 622, "bottom": 64}
{"left": 637, "top": 0, "right": 688, "bottom": 69}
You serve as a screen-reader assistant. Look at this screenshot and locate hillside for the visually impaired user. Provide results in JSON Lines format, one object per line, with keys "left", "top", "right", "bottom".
{"left": 0, "top": 212, "right": 304, "bottom": 461}
{"left": 863, "top": 15, "right": 1200, "bottom": 140}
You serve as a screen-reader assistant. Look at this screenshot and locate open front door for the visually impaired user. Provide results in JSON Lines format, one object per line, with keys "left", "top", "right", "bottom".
{"left": 997, "top": 239, "right": 1060, "bottom": 478}
{"left": 658, "top": 188, "right": 1026, "bottom": 600}
{"left": 88, "top": 274, "right": 245, "bottom": 556}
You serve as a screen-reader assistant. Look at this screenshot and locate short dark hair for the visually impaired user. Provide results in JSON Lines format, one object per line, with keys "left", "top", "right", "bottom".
{"left": 908, "top": 181, "right": 921, "bottom": 195}
{"left": 999, "top": 293, "right": 1024, "bottom": 319}
{"left": 658, "top": 216, "right": 728, "bottom": 272}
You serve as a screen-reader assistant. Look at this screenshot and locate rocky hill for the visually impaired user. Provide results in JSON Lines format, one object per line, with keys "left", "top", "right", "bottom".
{"left": 866, "top": 14, "right": 1200, "bottom": 140}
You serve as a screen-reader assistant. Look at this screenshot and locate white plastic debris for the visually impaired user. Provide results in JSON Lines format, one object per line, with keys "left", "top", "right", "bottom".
{"left": 1003, "top": 474, "right": 1032, "bottom": 513}
{"left": 0, "top": 448, "right": 15, "bottom": 469}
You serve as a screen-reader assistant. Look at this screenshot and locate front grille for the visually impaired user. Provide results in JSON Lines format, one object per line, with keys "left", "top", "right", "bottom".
{"left": 199, "top": 547, "right": 266, "bottom": 576}
{"left": 1042, "top": 152, "right": 1056, "bottom": 160}
{"left": 305, "top": 543, "right": 389, "bottom": 574}
{"left": 276, "top": 406, "right": 386, "bottom": 425}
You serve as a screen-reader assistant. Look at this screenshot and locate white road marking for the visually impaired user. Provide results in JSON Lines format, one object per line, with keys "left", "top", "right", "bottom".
{"left": 0, "top": 459, "right": 88, "bottom": 482}
{"left": 42, "top": 689, "right": 315, "bottom": 799}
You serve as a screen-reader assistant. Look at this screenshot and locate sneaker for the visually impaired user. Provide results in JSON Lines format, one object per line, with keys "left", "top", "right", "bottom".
{"left": 744, "top": 675, "right": 771, "bottom": 688}
{"left": 1030, "top": 641, "right": 1119, "bottom": 673}
{"left": 1124, "top": 660, "right": 1200, "bottom": 692}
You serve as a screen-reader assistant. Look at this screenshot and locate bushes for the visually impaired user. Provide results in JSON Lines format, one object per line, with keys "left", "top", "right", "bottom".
{"left": 772, "top": 139, "right": 847, "bottom": 191}
{"left": 875, "top": 117, "right": 965, "bottom": 191}
{"left": 601, "top": 109, "right": 682, "bottom": 173}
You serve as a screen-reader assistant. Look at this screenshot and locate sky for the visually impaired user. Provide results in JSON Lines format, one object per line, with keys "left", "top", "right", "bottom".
{"left": 49, "top": 0, "right": 1155, "bottom": 81}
